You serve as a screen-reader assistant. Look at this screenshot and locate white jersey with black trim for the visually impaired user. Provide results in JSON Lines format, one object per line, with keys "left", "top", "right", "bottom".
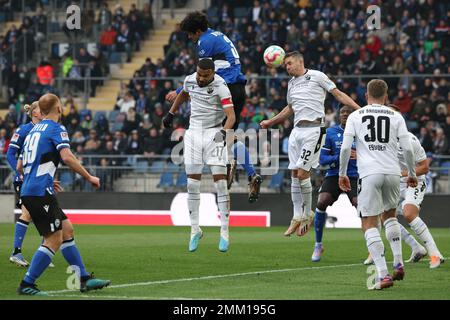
{"left": 343, "top": 104, "right": 410, "bottom": 179}
{"left": 287, "top": 69, "right": 336, "bottom": 125}
{"left": 398, "top": 132, "right": 427, "bottom": 183}
{"left": 183, "top": 73, "right": 233, "bottom": 129}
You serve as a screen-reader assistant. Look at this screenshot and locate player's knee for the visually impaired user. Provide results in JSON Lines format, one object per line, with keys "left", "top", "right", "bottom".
{"left": 214, "top": 179, "right": 228, "bottom": 197}
{"left": 297, "top": 170, "right": 310, "bottom": 180}
{"left": 187, "top": 178, "right": 201, "bottom": 194}
{"left": 300, "top": 178, "right": 312, "bottom": 193}
{"left": 19, "top": 212, "right": 32, "bottom": 223}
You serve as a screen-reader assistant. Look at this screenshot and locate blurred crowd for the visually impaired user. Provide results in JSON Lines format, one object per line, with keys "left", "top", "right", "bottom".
{"left": 0, "top": 0, "right": 448, "bottom": 167}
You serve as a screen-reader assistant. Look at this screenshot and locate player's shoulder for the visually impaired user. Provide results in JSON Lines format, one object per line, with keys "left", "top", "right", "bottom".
{"left": 184, "top": 73, "right": 197, "bottom": 85}
{"left": 307, "top": 69, "right": 326, "bottom": 77}
{"left": 326, "top": 125, "right": 339, "bottom": 134}
{"left": 213, "top": 74, "right": 228, "bottom": 86}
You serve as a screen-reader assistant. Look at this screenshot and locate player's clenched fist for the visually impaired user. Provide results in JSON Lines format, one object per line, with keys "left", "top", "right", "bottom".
{"left": 88, "top": 176, "right": 100, "bottom": 189}
{"left": 260, "top": 120, "right": 272, "bottom": 129}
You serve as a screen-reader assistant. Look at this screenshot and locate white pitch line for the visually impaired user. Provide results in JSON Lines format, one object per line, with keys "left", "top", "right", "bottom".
{"left": 46, "top": 261, "right": 367, "bottom": 294}
{"left": 48, "top": 294, "right": 197, "bottom": 300}
{"left": 47, "top": 257, "right": 448, "bottom": 297}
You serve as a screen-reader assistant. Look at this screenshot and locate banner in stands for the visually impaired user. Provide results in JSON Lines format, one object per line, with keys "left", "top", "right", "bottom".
{"left": 14, "top": 192, "right": 449, "bottom": 228}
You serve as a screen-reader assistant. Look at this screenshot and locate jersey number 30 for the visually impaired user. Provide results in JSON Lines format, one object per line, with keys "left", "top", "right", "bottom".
{"left": 362, "top": 115, "right": 390, "bottom": 143}
{"left": 23, "top": 133, "right": 41, "bottom": 166}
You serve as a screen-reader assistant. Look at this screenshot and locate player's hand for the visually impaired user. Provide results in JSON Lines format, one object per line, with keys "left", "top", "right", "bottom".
{"left": 260, "top": 120, "right": 272, "bottom": 129}
{"left": 401, "top": 170, "right": 408, "bottom": 177}
{"left": 214, "top": 130, "right": 226, "bottom": 145}
{"left": 339, "top": 176, "right": 351, "bottom": 192}
{"left": 53, "top": 180, "right": 64, "bottom": 193}
{"left": 350, "top": 149, "right": 357, "bottom": 160}
{"left": 162, "top": 112, "right": 174, "bottom": 128}
{"left": 165, "top": 90, "right": 178, "bottom": 103}
{"left": 88, "top": 176, "right": 100, "bottom": 189}
{"left": 407, "top": 176, "right": 418, "bottom": 188}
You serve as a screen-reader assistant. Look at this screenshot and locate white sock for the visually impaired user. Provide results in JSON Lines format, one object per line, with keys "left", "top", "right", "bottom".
{"left": 410, "top": 217, "right": 440, "bottom": 257}
{"left": 300, "top": 178, "right": 312, "bottom": 218}
{"left": 215, "top": 179, "right": 230, "bottom": 236}
{"left": 187, "top": 178, "right": 201, "bottom": 234}
{"left": 384, "top": 217, "right": 403, "bottom": 266}
{"left": 365, "top": 228, "right": 388, "bottom": 279}
{"left": 399, "top": 224, "right": 421, "bottom": 251}
{"left": 291, "top": 178, "right": 302, "bottom": 220}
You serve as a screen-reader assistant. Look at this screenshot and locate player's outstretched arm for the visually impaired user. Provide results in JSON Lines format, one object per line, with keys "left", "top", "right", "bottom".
{"left": 59, "top": 148, "right": 100, "bottom": 189}
{"left": 330, "top": 88, "right": 361, "bottom": 110}
{"left": 163, "top": 90, "right": 190, "bottom": 128}
{"left": 260, "top": 105, "right": 293, "bottom": 129}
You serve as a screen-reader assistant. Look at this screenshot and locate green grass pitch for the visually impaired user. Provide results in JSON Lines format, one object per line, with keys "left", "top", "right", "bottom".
{"left": 0, "top": 224, "right": 448, "bottom": 300}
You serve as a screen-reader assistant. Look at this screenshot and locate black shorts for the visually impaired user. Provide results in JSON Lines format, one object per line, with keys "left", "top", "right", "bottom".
{"left": 318, "top": 176, "right": 358, "bottom": 203}
{"left": 14, "top": 180, "right": 22, "bottom": 209}
{"left": 21, "top": 193, "right": 68, "bottom": 236}
{"left": 227, "top": 82, "right": 246, "bottom": 130}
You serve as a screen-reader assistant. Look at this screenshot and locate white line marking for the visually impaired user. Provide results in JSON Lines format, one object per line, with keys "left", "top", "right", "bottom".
{"left": 48, "top": 294, "right": 197, "bottom": 300}
{"left": 47, "top": 256, "right": 447, "bottom": 297}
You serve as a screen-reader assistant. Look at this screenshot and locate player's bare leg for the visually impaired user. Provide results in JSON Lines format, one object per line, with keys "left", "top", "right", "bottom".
{"left": 187, "top": 174, "right": 203, "bottom": 252}
{"left": 284, "top": 170, "right": 302, "bottom": 236}
{"left": 403, "top": 204, "right": 444, "bottom": 268}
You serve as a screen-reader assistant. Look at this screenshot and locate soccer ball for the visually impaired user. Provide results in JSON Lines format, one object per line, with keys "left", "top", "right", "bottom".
{"left": 263, "top": 45, "right": 285, "bottom": 68}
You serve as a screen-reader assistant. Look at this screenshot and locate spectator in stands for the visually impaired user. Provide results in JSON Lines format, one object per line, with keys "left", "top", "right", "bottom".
{"left": 122, "top": 107, "right": 141, "bottom": 135}
{"left": 418, "top": 127, "right": 434, "bottom": 153}
{"left": 84, "top": 129, "right": 102, "bottom": 155}
{"left": 116, "top": 23, "right": 132, "bottom": 62}
{"left": 143, "top": 127, "right": 163, "bottom": 158}
{"left": 113, "top": 131, "right": 128, "bottom": 154}
{"left": 0, "top": 128, "right": 9, "bottom": 154}
{"left": 100, "top": 25, "right": 118, "bottom": 57}
{"left": 126, "top": 129, "right": 143, "bottom": 155}
{"left": 97, "top": 2, "right": 112, "bottom": 30}
{"left": 116, "top": 91, "right": 136, "bottom": 113}
{"left": 433, "top": 128, "right": 449, "bottom": 155}
{"left": 80, "top": 114, "right": 95, "bottom": 136}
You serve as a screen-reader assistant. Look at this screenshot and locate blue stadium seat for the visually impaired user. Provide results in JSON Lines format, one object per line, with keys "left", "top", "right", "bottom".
{"left": 176, "top": 171, "right": 187, "bottom": 187}
{"left": 268, "top": 171, "right": 284, "bottom": 190}
{"left": 158, "top": 172, "right": 174, "bottom": 188}
{"left": 112, "top": 122, "right": 123, "bottom": 132}
{"left": 108, "top": 52, "right": 122, "bottom": 64}
{"left": 60, "top": 172, "right": 73, "bottom": 188}
{"left": 233, "top": 7, "right": 249, "bottom": 19}
{"left": 80, "top": 109, "right": 92, "bottom": 119}
{"left": 135, "top": 161, "right": 149, "bottom": 174}
{"left": 94, "top": 111, "right": 107, "bottom": 122}
{"left": 150, "top": 160, "right": 165, "bottom": 173}
{"left": 108, "top": 110, "right": 119, "bottom": 122}
{"left": 440, "top": 161, "right": 450, "bottom": 175}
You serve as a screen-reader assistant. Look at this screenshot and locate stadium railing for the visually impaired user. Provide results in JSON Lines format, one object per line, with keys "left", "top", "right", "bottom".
{"left": 1, "top": 155, "right": 450, "bottom": 194}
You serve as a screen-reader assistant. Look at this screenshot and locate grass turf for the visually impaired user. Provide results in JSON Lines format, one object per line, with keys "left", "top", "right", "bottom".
{"left": 0, "top": 224, "right": 448, "bottom": 300}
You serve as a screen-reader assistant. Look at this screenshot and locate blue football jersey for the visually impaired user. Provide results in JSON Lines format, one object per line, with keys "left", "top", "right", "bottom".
{"left": 21, "top": 119, "right": 70, "bottom": 197}
{"left": 320, "top": 125, "right": 358, "bottom": 178}
{"left": 8, "top": 122, "right": 35, "bottom": 181}
{"left": 198, "top": 28, "right": 246, "bottom": 84}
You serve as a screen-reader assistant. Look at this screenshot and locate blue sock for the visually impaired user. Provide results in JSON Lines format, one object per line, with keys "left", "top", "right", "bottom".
{"left": 23, "top": 246, "right": 54, "bottom": 284}
{"left": 233, "top": 141, "right": 256, "bottom": 177}
{"left": 61, "top": 238, "right": 89, "bottom": 277}
{"left": 314, "top": 209, "right": 327, "bottom": 244}
{"left": 13, "top": 219, "right": 29, "bottom": 252}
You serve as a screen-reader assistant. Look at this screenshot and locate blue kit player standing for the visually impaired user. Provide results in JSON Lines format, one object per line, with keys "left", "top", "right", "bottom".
{"left": 165, "top": 11, "right": 262, "bottom": 203}
{"left": 7, "top": 102, "right": 44, "bottom": 267}
{"left": 312, "top": 105, "right": 358, "bottom": 262}
{"left": 17, "top": 93, "right": 110, "bottom": 296}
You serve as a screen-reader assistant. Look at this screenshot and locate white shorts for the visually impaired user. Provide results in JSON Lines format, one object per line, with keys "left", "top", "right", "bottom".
{"left": 184, "top": 128, "right": 227, "bottom": 175}
{"left": 357, "top": 174, "right": 400, "bottom": 217}
{"left": 288, "top": 126, "right": 326, "bottom": 171}
{"left": 396, "top": 180, "right": 427, "bottom": 215}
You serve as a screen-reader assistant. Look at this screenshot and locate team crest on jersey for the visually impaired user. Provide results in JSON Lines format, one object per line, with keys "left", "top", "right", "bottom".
{"left": 305, "top": 75, "right": 311, "bottom": 81}
{"left": 60, "top": 132, "right": 69, "bottom": 140}
{"left": 11, "top": 133, "right": 19, "bottom": 142}
{"left": 337, "top": 133, "right": 341, "bottom": 137}
{"left": 207, "top": 87, "right": 214, "bottom": 94}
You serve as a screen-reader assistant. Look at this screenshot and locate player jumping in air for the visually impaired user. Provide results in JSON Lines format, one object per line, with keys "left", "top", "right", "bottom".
{"left": 165, "top": 11, "right": 262, "bottom": 203}
{"left": 17, "top": 93, "right": 110, "bottom": 295}
{"left": 260, "top": 51, "right": 360, "bottom": 237}
{"left": 312, "top": 105, "right": 358, "bottom": 262}
{"left": 163, "top": 59, "right": 235, "bottom": 252}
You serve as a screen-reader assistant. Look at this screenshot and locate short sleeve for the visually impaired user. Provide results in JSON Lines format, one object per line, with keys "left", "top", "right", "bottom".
{"left": 396, "top": 115, "right": 409, "bottom": 139}
{"left": 9, "top": 127, "right": 25, "bottom": 149}
{"left": 182, "top": 76, "right": 189, "bottom": 93}
{"left": 413, "top": 137, "right": 427, "bottom": 162}
{"left": 317, "top": 72, "right": 336, "bottom": 92}
{"left": 217, "top": 82, "right": 233, "bottom": 108}
{"left": 343, "top": 113, "right": 356, "bottom": 137}
{"left": 51, "top": 125, "right": 71, "bottom": 151}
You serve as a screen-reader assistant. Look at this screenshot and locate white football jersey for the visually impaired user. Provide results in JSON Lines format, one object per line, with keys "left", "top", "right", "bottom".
{"left": 344, "top": 104, "right": 410, "bottom": 179}
{"left": 287, "top": 69, "right": 336, "bottom": 124}
{"left": 183, "top": 73, "right": 233, "bottom": 129}
{"left": 398, "top": 132, "right": 427, "bottom": 183}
